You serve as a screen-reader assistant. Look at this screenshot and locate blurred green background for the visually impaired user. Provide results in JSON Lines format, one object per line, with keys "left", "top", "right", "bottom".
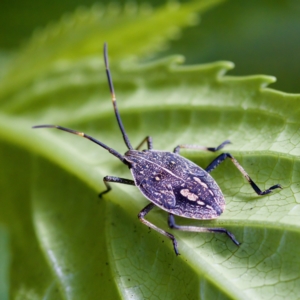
{"left": 1, "top": 0, "right": 300, "bottom": 92}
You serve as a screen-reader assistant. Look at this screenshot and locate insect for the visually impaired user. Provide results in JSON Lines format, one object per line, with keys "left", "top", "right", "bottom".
{"left": 33, "top": 43, "right": 282, "bottom": 255}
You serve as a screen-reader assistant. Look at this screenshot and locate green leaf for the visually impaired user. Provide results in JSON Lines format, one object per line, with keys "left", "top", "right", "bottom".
{"left": 1, "top": 1, "right": 300, "bottom": 299}
{"left": 0, "top": 226, "right": 10, "bottom": 300}
{"left": 1, "top": 0, "right": 222, "bottom": 98}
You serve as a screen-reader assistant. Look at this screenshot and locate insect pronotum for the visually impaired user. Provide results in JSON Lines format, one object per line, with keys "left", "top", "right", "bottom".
{"left": 33, "top": 43, "right": 282, "bottom": 255}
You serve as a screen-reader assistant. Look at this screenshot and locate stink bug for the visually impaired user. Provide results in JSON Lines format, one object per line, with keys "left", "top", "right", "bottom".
{"left": 33, "top": 43, "right": 282, "bottom": 255}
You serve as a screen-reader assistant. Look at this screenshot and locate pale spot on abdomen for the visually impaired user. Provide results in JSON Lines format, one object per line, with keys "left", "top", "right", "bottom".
{"left": 180, "top": 189, "right": 199, "bottom": 201}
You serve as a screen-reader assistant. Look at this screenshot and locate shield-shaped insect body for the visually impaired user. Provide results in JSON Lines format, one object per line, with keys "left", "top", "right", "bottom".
{"left": 126, "top": 150, "right": 225, "bottom": 219}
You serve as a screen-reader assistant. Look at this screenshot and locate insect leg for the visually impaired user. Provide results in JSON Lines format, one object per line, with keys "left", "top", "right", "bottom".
{"left": 99, "top": 176, "right": 135, "bottom": 198}
{"left": 174, "top": 140, "right": 230, "bottom": 154}
{"left": 206, "top": 153, "right": 282, "bottom": 195}
{"left": 138, "top": 203, "right": 180, "bottom": 256}
{"left": 168, "top": 214, "right": 240, "bottom": 246}
{"left": 135, "top": 136, "right": 153, "bottom": 150}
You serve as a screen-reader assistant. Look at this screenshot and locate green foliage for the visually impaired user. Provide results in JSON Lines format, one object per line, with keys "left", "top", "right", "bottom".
{"left": 1, "top": 1, "right": 300, "bottom": 299}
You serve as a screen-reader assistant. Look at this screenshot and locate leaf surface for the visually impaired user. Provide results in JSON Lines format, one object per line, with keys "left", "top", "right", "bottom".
{"left": 0, "top": 1, "right": 300, "bottom": 299}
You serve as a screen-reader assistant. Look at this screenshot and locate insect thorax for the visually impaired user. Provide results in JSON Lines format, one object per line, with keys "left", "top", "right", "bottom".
{"left": 125, "top": 150, "right": 225, "bottom": 220}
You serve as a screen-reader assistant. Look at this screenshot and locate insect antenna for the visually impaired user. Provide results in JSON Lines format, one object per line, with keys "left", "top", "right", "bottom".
{"left": 32, "top": 125, "right": 126, "bottom": 163}
{"left": 31, "top": 43, "right": 136, "bottom": 165}
{"left": 103, "top": 43, "right": 133, "bottom": 150}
